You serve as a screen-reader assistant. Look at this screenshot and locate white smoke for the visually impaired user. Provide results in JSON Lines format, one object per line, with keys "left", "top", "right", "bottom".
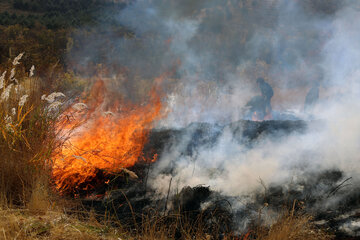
{"left": 147, "top": 0, "right": 360, "bottom": 216}
{"left": 68, "top": 0, "right": 360, "bottom": 231}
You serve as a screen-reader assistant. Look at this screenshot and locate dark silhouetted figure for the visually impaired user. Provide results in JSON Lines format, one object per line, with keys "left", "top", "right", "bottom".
{"left": 257, "top": 77, "right": 273, "bottom": 118}
{"left": 245, "top": 78, "right": 274, "bottom": 121}
{"left": 245, "top": 95, "right": 266, "bottom": 120}
{"left": 304, "top": 82, "right": 319, "bottom": 112}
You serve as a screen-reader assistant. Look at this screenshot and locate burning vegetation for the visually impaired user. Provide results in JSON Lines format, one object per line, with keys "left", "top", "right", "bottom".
{"left": 2, "top": 1, "right": 360, "bottom": 239}
{"left": 52, "top": 78, "right": 163, "bottom": 194}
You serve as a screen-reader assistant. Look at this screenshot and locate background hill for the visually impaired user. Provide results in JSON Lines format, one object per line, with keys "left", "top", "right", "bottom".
{"left": 0, "top": 0, "right": 132, "bottom": 76}
{"left": 0, "top": 0, "right": 128, "bottom": 28}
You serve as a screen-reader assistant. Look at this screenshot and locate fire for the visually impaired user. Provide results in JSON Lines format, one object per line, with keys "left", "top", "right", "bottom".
{"left": 52, "top": 78, "right": 163, "bottom": 193}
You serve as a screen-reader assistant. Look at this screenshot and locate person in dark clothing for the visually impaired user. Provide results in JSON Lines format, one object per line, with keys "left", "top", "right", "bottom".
{"left": 244, "top": 78, "right": 274, "bottom": 121}
{"left": 245, "top": 95, "right": 266, "bottom": 120}
{"left": 304, "top": 82, "right": 319, "bottom": 112}
{"left": 256, "top": 77, "right": 274, "bottom": 117}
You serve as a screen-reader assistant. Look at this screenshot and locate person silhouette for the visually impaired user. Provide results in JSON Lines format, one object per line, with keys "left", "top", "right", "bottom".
{"left": 256, "top": 77, "right": 273, "bottom": 119}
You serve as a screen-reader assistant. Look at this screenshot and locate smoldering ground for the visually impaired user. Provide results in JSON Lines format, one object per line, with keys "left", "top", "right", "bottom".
{"left": 68, "top": 0, "right": 360, "bottom": 235}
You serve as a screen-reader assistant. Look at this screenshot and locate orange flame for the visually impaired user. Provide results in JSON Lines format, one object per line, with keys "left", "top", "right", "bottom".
{"left": 52, "top": 78, "right": 163, "bottom": 193}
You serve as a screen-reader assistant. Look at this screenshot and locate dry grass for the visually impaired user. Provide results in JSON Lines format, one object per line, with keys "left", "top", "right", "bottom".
{"left": 0, "top": 207, "right": 336, "bottom": 240}
{"left": 136, "top": 213, "right": 209, "bottom": 240}
{"left": 0, "top": 55, "right": 63, "bottom": 207}
{"left": 0, "top": 208, "right": 125, "bottom": 240}
{"left": 0, "top": 208, "right": 227, "bottom": 240}
{"left": 255, "top": 210, "right": 334, "bottom": 240}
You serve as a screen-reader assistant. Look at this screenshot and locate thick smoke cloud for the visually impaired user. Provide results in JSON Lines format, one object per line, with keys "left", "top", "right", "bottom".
{"left": 145, "top": 0, "right": 360, "bottom": 230}
{"left": 69, "top": 0, "right": 345, "bottom": 119}
{"left": 68, "top": 0, "right": 360, "bottom": 232}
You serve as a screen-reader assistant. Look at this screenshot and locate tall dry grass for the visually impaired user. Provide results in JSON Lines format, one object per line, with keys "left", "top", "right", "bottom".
{"left": 0, "top": 53, "right": 64, "bottom": 208}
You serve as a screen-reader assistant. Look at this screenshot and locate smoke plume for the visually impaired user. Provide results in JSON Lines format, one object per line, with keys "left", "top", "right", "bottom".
{"left": 68, "top": 0, "right": 360, "bottom": 232}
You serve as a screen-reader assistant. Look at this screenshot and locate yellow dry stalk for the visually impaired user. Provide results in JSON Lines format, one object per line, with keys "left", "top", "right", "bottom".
{"left": 15, "top": 105, "right": 34, "bottom": 149}
{"left": 1, "top": 128, "right": 7, "bottom": 141}
{"left": 0, "top": 104, "right": 34, "bottom": 149}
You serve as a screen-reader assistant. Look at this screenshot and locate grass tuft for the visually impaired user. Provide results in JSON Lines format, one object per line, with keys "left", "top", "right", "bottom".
{"left": 255, "top": 210, "right": 334, "bottom": 240}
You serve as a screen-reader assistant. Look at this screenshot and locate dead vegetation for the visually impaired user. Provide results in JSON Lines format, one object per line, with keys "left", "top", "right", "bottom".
{"left": 0, "top": 208, "right": 125, "bottom": 240}
{"left": 255, "top": 212, "right": 334, "bottom": 240}
{"left": 0, "top": 54, "right": 61, "bottom": 207}
{"left": 0, "top": 207, "right": 335, "bottom": 240}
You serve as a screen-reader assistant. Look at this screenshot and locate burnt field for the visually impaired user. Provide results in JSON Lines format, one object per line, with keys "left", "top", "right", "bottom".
{"left": 73, "top": 120, "right": 359, "bottom": 239}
